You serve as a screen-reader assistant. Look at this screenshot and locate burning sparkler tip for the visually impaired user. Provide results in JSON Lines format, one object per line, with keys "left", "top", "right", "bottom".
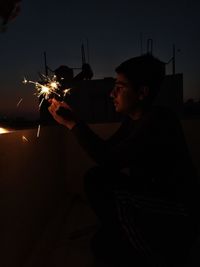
{"left": 23, "top": 77, "right": 28, "bottom": 84}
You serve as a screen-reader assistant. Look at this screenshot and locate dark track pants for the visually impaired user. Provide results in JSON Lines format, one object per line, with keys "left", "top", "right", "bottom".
{"left": 84, "top": 166, "right": 198, "bottom": 267}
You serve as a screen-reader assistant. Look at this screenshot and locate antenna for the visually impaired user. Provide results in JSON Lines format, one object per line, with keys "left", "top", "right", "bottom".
{"left": 81, "top": 38, "right": 90, "bottom": 64}
{"left": 172, "top": 44, "right": 175, "bottom": 75}
{"left": 43, "top": 51, "right": 48, "bottom": 76}
{"left": 86, "top": 38, "right": 90, "bottom": 64}
{"left": 166, "top": 44, "right": 177, "bottom": 75}
{"left": 140, "top": 32, "right": 143, "bottom": 55}
{"left": 81, "top": 44, "right": 86, "bottom": 65}
{"left": 147, "top": 38, "right": 153, "bottom": 55}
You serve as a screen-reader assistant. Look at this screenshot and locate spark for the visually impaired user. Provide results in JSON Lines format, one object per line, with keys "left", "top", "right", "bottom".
{"left": 22, "top": 135, "right": 29, "bottom": 142}
{"left": 23, "top": 74, "right": 71, "bottom": 138}
{"left": 17, "top": 98, "right": 23, "bottom": 107}
{"left": 37, "top": 124, "right": 41, "bottom": 138}
{"left": 23, "top": 74, "right": 71, "bottom": 101}
{"left": 39, "top": 97, "right": 44, "bottom": 110}
{"left": 23, "top": 77, "right": 28, "bottom": 84}
{"left": 63, "top": 88, "right": 71, "bottom": 97}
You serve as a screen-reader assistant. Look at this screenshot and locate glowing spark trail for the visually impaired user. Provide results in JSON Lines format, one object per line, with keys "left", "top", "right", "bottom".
{"left": 37, "top": 124, "right": 41, "bottom": 138}
{"left": 63, "top": 88, "right": 71, "bottom": 96}
{"left": 22, "top": 136, "right": 29, "bottom": 142}
{"left": 17, "top": 98, "right": 23, "bottom": 107}
{"left": 39, "top": 98, "right": 44, "bottom": 110}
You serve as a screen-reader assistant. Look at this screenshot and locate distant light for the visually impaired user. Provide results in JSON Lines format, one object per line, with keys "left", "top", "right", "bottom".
{"left": 0, "top": 127, "right": 12, "bottom": 134}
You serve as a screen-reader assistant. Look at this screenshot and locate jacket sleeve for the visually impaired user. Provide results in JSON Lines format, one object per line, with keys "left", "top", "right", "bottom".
{"left": 71, "top": 115, "right": 157, "bottom": 169}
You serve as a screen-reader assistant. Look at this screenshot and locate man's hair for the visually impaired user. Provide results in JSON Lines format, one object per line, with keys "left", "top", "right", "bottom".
{"left": 115, "top": 54, "right": 166, "bottom": 104}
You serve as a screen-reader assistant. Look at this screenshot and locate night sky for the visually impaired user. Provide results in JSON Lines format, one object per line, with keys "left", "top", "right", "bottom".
{"left": 0, "top": 0, "right": 200, "bottom": 118}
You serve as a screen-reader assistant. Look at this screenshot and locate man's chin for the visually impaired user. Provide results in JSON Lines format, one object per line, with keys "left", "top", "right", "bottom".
{"left": 115, "top": 107, "right": 119, "bottom": 112}
{"left": 114, "top": 104, "right": 124, "bottom": 113}
{"left": 115, "top": 107, "right": 123, "bottom": 113}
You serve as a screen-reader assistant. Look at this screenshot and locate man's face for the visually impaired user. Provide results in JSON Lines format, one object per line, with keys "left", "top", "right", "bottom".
{"left": 110, "top": 73, "right": 140, "bottom": 114}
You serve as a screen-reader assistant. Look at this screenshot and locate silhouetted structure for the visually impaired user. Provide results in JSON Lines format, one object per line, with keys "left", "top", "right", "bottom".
{"left": 63, "top": 73, "right": 183, "bottom": 123}
{"left": 183, "top": 99, "right": 200, "bottom": 118}
{"left": 55, "top": 65, "right": 74, "bottom": 81}
{"left": 40, "top": 44, "right": 183, "bottom": 124}
{"left": 73, "top": 63, "right": 93, "bottom": 81}
{"left": 154, "top": 73, "right": 183, "bottom": 116}
{"left": 39, "top": 72, "right": 183, "bottom": 124}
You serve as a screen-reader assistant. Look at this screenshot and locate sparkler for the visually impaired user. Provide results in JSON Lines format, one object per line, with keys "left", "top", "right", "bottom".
{"left": 22, "top": 73, "right": 71, "bottom": 138}
{"left": 23, "top": 74, "right": 71, "bottom": 108}
{"left": 37, "top": 125, "right": 41, "bottom": 138}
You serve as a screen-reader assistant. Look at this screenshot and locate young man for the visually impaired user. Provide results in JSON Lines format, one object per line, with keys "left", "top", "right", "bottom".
{"left": 48, "top": 54, "right": 199, "bottom": 267}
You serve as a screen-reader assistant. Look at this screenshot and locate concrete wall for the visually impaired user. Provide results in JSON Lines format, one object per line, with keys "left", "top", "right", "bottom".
{"left": 0, "top": 126, "right": 68, "bottom": 267}
{"left": 0, "top": 120, "right": 199, "bottom": 267}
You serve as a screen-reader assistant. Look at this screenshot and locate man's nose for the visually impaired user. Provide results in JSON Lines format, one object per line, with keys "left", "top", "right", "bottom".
{"left": 110, "top": 88, "right": 116, "bottom": 98}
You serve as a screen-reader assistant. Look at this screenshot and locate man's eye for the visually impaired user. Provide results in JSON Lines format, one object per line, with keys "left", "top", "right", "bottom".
{"left": 114, "top": 86, "right": 123, "bottom": 91}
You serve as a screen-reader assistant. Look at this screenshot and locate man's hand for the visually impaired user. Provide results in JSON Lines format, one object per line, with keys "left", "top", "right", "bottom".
{"left": 48, "top": 98, "right": 77, "bottom": 130}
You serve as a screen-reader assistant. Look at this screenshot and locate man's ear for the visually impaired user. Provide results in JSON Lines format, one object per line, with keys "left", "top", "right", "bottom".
{"left": 138, "top": 86, "right": 149, "bottom": 100}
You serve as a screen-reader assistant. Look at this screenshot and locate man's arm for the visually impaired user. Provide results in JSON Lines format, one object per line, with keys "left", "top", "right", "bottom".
{"left": 71, "top": 114, "right": 156, "bottom": 169}
{"left": 48, "top": 98, "right": 157, "bottom": 169}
